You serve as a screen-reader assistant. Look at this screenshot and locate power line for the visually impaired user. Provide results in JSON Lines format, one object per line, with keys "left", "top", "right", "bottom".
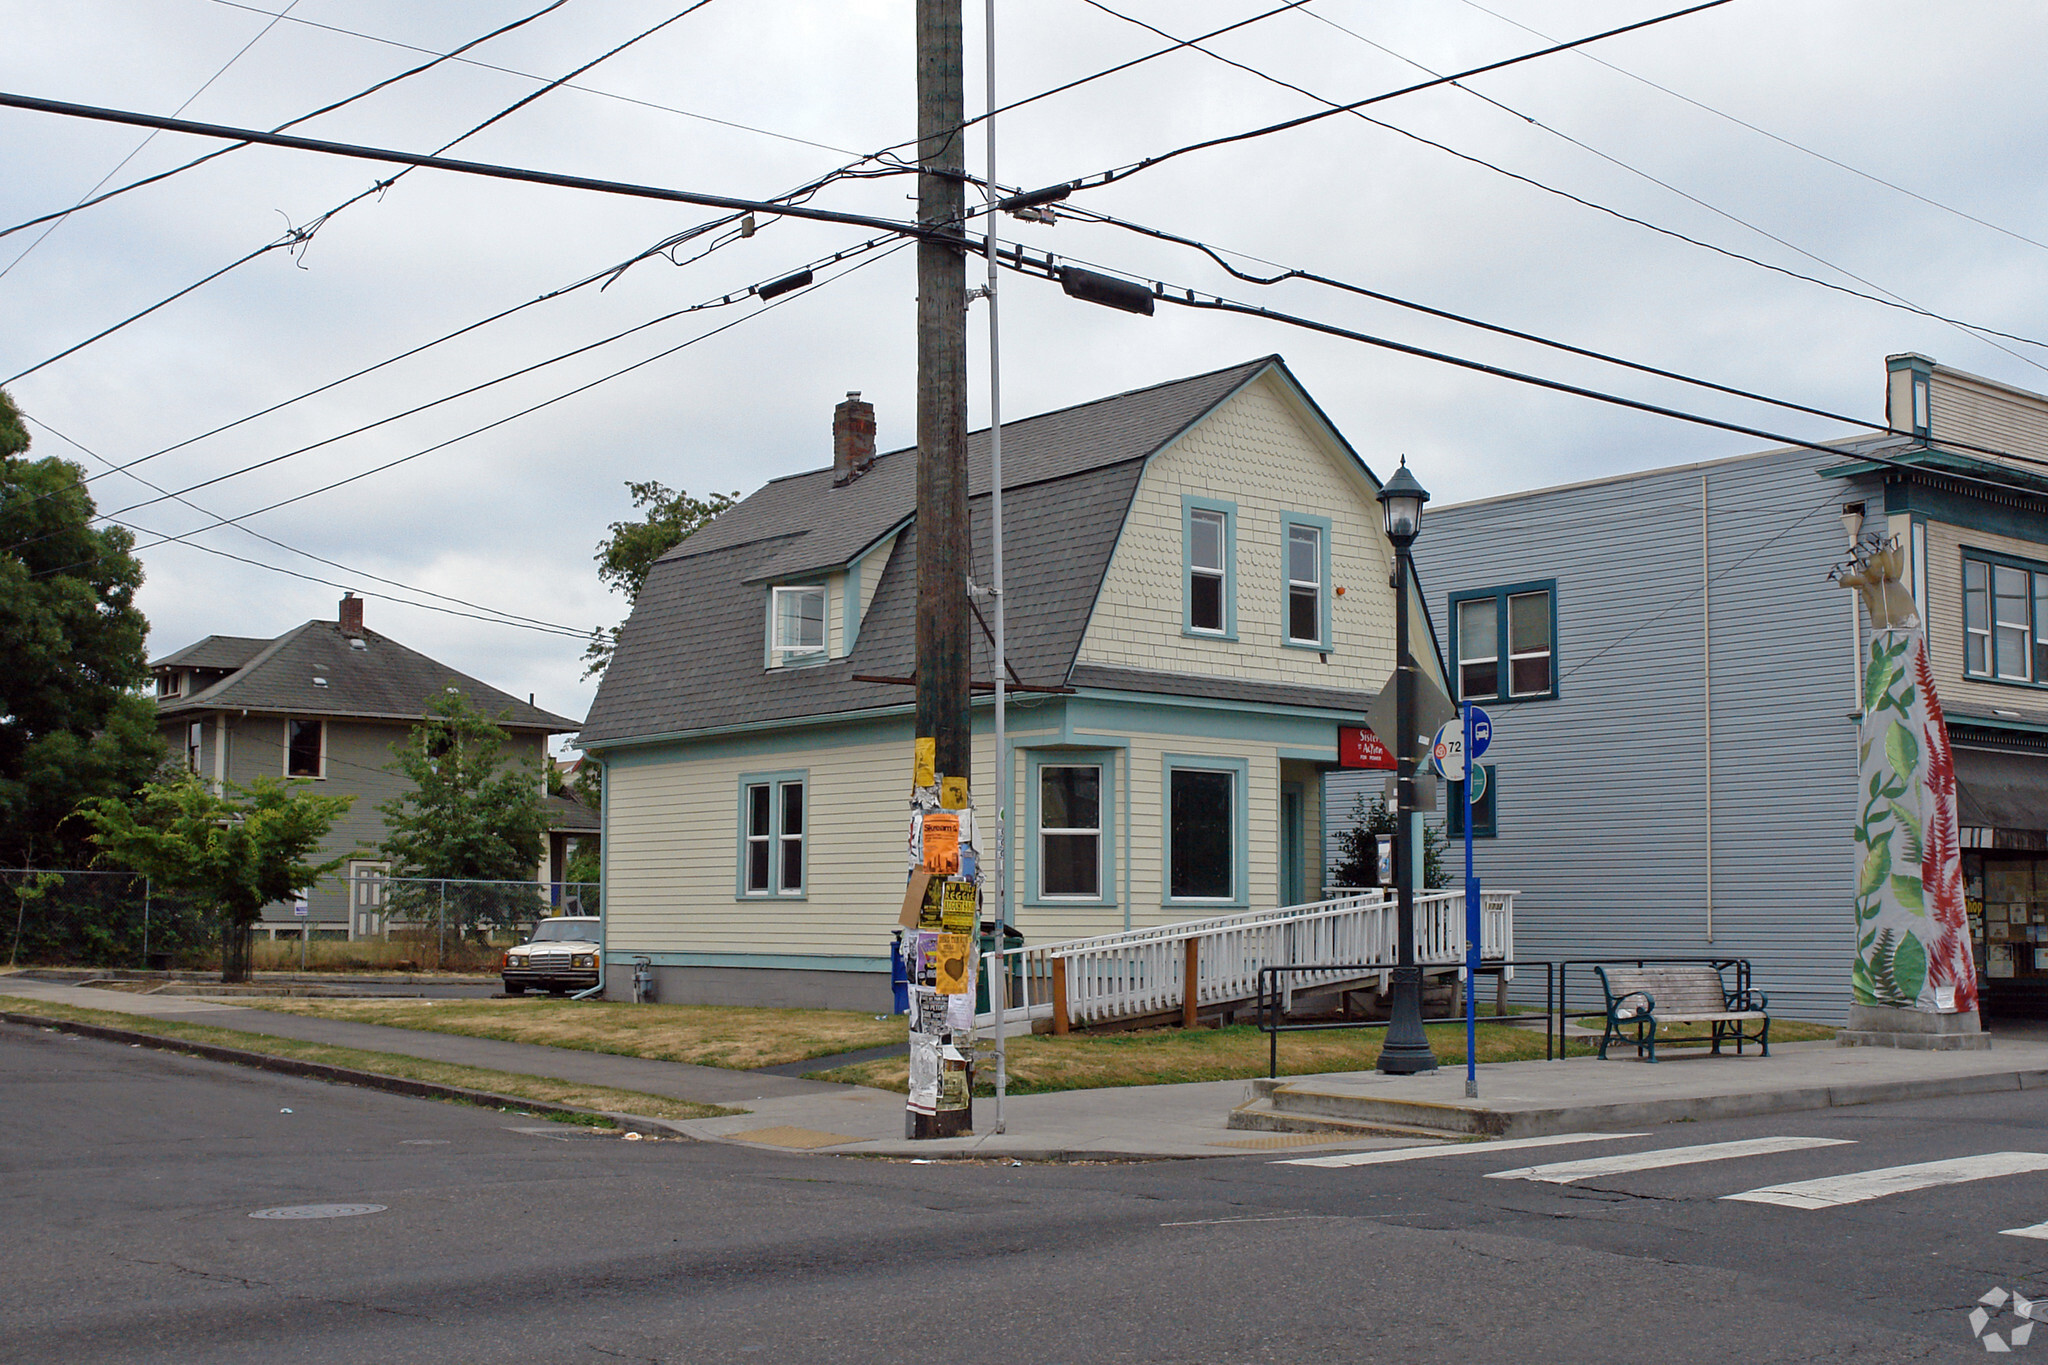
{"left": 28, "top": 239, "right": 910, "bottom": 584}
{"left": 1453, "top": 0, "right": 2048, "bottom": 257}
{"left": 0, "top": 1, "right": 725, "bottom": 387}
{"left": 1078, "top": 0, "right": 2048, "bottom": 362}
{"left": 1002, "top": 243, "right": 2048, "bottom": 501}
{"left": 0, "top": 0, "right": 576, "bottom": 245}
{"left": 202, "top": 0, "right": 867, "bottom": 159}
{"left": 25, "top": 413, "right": 589, "bottom": 638}
{"left": 1060, "top": 0, "right": 1738, "bottom": 193}
{"left": 1061, "top": 204, "right": 2047, "bottom": 469}
{"left": 0, "top": 0, "right": 302, "bottom": 279}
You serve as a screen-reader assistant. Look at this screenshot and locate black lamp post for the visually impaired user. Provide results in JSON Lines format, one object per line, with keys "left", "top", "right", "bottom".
{"left": 1376, "top": 459, "right": 1439, "bottom": 1075}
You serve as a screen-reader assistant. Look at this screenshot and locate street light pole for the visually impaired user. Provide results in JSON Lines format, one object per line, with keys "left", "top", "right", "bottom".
{"left": 1377, "top": 459, "right": 1438, "bottom": 1076}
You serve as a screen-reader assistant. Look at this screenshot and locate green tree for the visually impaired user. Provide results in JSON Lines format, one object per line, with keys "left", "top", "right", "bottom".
{"left": 1331, "top": 791, "right": 1447, "bottom": 890}
{"left": 78, "top": 774, "right": 354, "bottom": 981}
{"left": 584, "top": 479, "right": 736, "bottom": 678}
{"left": 0, "top": 387, "right": 165, "bottom": 866}
{"left": 378, "top": 691, "right": 550, "bottom": 941}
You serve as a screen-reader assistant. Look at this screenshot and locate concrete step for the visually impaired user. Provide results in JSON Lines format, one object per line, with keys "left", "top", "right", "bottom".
{"left": 1268, "top": 1082, "right": 1507, "bottom": 1136}
{"left": 1226, "top": 1096, "right": 1460, "bottom": 1143}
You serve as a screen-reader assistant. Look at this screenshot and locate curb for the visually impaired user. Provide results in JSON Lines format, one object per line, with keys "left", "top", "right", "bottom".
{"left": 1265, "top": 1063, "right": 2048, "bottom": 1139}
{"left": 0, "top": 1010, "right": 689, "bottom": 1139}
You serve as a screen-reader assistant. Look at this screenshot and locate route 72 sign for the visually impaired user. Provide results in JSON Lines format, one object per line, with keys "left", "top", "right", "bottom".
{"left": 1430, "top": 705, "right": 1493, "bottom": 782}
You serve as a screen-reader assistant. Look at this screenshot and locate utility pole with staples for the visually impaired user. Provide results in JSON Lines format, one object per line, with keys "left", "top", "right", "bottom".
{"left": 904, "top": 0, "right": 975, "bottom": 1141}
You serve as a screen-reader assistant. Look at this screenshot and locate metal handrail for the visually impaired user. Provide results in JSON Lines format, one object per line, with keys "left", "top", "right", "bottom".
{"left": 1257, "top": 959, "right": 1557, "bottom": 1078}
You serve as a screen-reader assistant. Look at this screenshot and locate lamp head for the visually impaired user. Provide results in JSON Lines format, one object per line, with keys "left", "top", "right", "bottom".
{"left": 1378, "top": 458, "right": 1429, "bottom": 546}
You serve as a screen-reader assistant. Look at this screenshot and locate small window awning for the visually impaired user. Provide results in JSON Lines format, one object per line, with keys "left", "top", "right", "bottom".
{"left": 1953, "top": 748, "right": 2048, "bottom": 833}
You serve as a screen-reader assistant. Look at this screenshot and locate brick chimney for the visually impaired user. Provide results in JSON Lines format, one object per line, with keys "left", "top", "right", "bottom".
{"left": 832, "top": 391, "right": 876, "bottom": 487}
{"left": 339, "top": 592, "right": 364, "bottom": 636}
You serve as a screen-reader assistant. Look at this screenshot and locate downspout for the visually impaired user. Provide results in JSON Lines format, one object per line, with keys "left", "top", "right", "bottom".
{"left": 572, "top": 755, "right": 607, "bottom": 1000}
{"left": 1702, "top": 475, "right": 1713, "bottom": 944}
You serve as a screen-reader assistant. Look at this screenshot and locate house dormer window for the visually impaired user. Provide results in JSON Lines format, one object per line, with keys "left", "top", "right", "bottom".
{"left": 158, "top": 672, "right": 182, "bottom": 698}
{"left": 770, "top": 585, "right": 826, "bottom": 666}
{"left": 1182, "top": 496, "right": 1237, "bottom": 638}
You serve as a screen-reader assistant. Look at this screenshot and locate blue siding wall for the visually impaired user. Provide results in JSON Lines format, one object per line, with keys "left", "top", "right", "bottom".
{"left": 1398, "top": 447, "right": 1879, "bottom": 1024}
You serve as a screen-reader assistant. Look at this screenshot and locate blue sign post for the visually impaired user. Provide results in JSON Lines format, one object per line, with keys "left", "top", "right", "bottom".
{"left": 1462, "top": 703, "right": 1490, "bottom": 1099}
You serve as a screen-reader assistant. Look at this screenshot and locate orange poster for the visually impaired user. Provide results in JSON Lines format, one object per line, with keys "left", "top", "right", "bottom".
{"left": 921, "top": 812, "right": 960, "bottom": 875}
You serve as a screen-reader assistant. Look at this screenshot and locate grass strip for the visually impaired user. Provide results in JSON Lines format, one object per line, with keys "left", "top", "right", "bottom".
{"left": 245, "top": 996, "right": 902, "bottom": 1069}
{"left": 811, "top": 1016, "right": 1837, "bottom": 1094}
{"left": 0, "top": 998, "right": 736, "bottom": 1122}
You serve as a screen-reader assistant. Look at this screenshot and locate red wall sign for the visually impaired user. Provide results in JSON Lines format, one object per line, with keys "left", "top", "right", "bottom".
{"left": 1339, "top": 725, "right": 1396, "bottom": 770}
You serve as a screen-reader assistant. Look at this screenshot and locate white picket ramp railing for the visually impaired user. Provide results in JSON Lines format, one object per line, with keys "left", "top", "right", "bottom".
{"left": 975, "top": 887, "right": 1517, "bottom": 1033}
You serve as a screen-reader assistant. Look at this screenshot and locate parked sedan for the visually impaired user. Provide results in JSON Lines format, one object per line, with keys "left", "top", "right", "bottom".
{"left": 502, "top": 916, "right": 601, "bottom": 996}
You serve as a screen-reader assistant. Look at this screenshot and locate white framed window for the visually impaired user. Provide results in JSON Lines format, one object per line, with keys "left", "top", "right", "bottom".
{"left": 1039, "top": 764, "right": 1101, "bottom": 899}
{"left": 1189, "top": 508, "right": 1227, "bottom": 633}
{"left": 1457, "top": 597, "right": 1499, "bottom": 701}
{"left": 1965, "top": 553, "right": 2048, "bottom": 684}
{"left": 770, "top": 586, "right": 826, "bottom": 666}
{"left": 1507, "top": 591, "right": 1554, "bottom": 697}
{"left": 739, "top": 774, "right": 805, "bottom": 897}
{"left": 1286, "top": 523, "right": 1322, "bottom": 645}
{"left": 186, "top": 721, "right": 203, "bottom": 773}
{"left": 285, "top": 718, "right": 324, "bottom": 778}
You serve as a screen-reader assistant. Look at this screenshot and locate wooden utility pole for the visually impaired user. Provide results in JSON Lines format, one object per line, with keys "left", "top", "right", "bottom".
{"left": 907, "top": 0, "right": 973, "bottom": 1142}
{"left": 915, "top": 0, "right": 970, "bottom": 780}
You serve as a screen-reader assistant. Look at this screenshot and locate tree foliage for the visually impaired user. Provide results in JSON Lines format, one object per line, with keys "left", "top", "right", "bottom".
{"left": 0, "top": 386, "right": 164, "bottom": 865}
{"left": 1331, "top": 791, "right": 1447, "bottom": 890}
{"left": 583, "top": 479, "right": 737, "bottom": 678}
{"left": 379, "top": 690, "right": 548, "bottom": 883}
{"left": 78, "top": 774, "right": 354, "bottom": 981}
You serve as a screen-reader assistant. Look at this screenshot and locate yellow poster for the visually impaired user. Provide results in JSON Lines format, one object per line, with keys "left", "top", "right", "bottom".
{"left": 940, "top": 775, "right": 969, "bottom": 810}
{"left": 934, "top": 933, "right": 972, "bottom": 995}
{"left": 921, "top": 812, "right": 959, "bottom": 875}
{"left": 913, "top": 736, "right": 936, "bottom": 788}
{"left": 940, "top": 879, "right": 978, "bottom": 933}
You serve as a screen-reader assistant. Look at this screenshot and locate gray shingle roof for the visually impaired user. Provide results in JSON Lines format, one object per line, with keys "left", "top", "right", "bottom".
{"left": 154, "top": 621, "right": 580, "bottom": 732}
{"left": 545, "top": 792, "right": 601, "bottom": 834}
{"left": 582, "top": 359, "right": 1280, "bottom": 746}
{"left": 152, "top": 635, "right": 272, "bottom": 671}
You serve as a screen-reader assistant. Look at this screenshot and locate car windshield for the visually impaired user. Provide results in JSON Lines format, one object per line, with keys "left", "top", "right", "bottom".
{"left": 528, "top": 920, "right": 599, "bottom": 943}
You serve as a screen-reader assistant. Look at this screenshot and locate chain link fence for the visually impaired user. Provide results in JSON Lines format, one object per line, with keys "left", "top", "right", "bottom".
{"left": 4, "top": 869, "right": 597, "bottom": 973}
{"left": 3, "top": 868, "right": 211, "bottom": 970}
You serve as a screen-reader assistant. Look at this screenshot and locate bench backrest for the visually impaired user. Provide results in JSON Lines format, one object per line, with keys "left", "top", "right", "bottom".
{"left": 1597, "top": 964, "right": 1729, "bottom": 1013}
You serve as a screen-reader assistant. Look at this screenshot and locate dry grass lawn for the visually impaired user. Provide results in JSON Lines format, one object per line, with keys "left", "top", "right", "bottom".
{"left": 248, "top": 997, "right": 903, "bottom": 1070}
{"left": 0, "top": 998, "right": 734, "bottom": 1120}
{"left": 815, "top": 1015, "right": 1838, "bottom": 1094}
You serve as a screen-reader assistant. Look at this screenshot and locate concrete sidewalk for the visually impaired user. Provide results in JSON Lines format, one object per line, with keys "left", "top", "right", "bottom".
{"left": 11, "top": 975, "right": 2048, "bottom": 1159}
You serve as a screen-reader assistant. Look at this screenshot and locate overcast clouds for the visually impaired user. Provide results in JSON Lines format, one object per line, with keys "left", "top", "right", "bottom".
{"left": 3, "top": 0, "right": 2044, "bottom": 742}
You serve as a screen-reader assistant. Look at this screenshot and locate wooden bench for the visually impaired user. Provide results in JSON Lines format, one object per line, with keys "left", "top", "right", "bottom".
{"left": 1594, "top": 964, "right": 1769, "bottom": 1062}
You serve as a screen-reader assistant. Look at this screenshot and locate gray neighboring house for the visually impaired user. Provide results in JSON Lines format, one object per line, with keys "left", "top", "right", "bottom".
{"left": 1402, "top": 354, "right": 2048, "bottom": 1024}
{"left": 151, "top": 595, "right": 583, "bottom": 937}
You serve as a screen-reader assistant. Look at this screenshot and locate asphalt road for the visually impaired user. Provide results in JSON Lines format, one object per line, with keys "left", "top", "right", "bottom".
{"left": 7, "top": 1021, "right": 2044, "bottom": 1363}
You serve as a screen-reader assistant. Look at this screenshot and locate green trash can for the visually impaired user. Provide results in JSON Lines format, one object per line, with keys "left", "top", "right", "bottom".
{"left": 976, "top": 922, "right": 1025, "bottom": 1018}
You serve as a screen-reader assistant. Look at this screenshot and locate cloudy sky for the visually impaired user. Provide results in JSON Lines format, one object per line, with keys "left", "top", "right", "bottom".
{"left": 4, "top": 0, "right": 2044, "bottom": 742}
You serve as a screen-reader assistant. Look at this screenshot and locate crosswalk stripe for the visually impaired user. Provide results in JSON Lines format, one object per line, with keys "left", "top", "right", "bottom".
{"left": 1725, "top": 1152, "right": 2048, "bottom": 1210}
{"left": 1275, "top": 1132, "right": 1644, "bottom": 1169}
{"left": 2001, "top": 1220, "right": 2048, "bottom": 1240}
{"left": 1486, "top": 1135, "right": 1853, "bottom": 1185}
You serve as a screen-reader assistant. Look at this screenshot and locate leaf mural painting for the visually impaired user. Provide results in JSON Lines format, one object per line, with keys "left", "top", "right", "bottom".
{"left": 1849, "top": 622, "right": 1975, "bottom": 1014}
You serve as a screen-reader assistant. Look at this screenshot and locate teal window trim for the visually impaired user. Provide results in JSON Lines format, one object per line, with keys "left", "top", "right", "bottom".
{"left": 1447, "top": 579, "right": 1558, "bottom": 704}
{"left": 1279, "top": 511, "right": 1334, "bottom": 652}
{"left": 1182, "top": 495, "right": 1238, "bottom": 640}
{"left": 735, "top": 769, "right": 808, "bottom": 900}
{"left": 1962, "top": 545, "right": 2048, "bottom": 689}
{"left": 1161, "top": 752, "right": 1250, "bottom": 908}
{"left": 1447, "top": 764, "right": 1497, "bottom": 838}
{"left": 1023, "top": 747, "right": 1118, "bottom": 909}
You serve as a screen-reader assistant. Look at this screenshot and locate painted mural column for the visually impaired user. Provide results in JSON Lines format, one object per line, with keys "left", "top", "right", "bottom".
{"left": 1835, "top": 536, "right": 1987, "bottom": 1049}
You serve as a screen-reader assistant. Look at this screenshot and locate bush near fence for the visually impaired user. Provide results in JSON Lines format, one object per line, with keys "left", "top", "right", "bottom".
{"left": 4, "top": 869, "right": 211, "bottom": 969}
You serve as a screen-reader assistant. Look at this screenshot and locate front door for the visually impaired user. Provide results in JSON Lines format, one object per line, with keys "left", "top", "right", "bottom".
{"left": 1280, "top": 784, "right": 1304, "bottom": 907}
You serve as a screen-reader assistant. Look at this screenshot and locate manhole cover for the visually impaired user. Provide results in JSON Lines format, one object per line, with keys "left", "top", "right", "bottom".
{"left": 248, "top": 1204, "right": 386, "bottom": 1220}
